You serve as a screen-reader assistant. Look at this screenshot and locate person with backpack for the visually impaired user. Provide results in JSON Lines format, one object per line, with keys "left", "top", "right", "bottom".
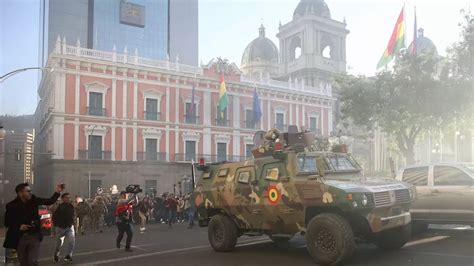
{"left": 115, "top": 191, "right": 137, "bottom": 252}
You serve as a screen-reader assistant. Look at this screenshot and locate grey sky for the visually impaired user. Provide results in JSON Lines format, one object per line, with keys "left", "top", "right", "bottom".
{"left": 0, "top": 0, "right": 471, "bottom": 115}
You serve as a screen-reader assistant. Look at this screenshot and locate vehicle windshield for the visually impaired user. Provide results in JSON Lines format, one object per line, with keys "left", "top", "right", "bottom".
{"left": 297, "top": 155, "right": 318, "bottom": 173}
{"left": 326, "top": 155, "right": 360, "bottom": 171}
{"left": 461, "top": 164, "right": 474, "bottom": 174}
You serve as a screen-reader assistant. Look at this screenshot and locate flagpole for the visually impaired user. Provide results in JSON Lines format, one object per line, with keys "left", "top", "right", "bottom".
{"left": 403, "top": 2, "right": 407, "bottom": 48}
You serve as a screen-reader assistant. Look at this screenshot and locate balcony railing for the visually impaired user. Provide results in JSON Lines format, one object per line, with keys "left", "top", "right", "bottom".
{"left": 184, "top": 114, "right": 199, "bottom": 124}
{"left": 174, "top": 153, "right": 249, "bottom": 163}
{"left": 275, "top": 124, "right": 288, "bottom": 132}
{"left": 144, "top": 111, "right": 161, "bottom": 121}
{"left": 78, "top": 150, "right": 111, "bottom": 160}
{"left": 137, "top": 152, "right": 167, "bottom": 161}
{"left": 87, "top": 107, "right": 106, "bottom": 116}
{"left": 215, "top": 119, "right": 230, "bottom": 127}
{"left": 244, "top": 120, "right": 256, "bottom": 129}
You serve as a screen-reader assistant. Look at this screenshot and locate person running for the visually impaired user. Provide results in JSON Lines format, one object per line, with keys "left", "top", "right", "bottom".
{"left": 115, "top": 191, "right": 137, "bottom": 252}
{"left": 165, "top": 195, "right": 177, "bottom": 228}
{"left": 138, "top": 197, "right": 150, "bottom": 232}
{"left": 3, "top": 183, "right": 64, "bottom": 266}
{"left": 52, "top": 193, "right": 76, "bottom": 262}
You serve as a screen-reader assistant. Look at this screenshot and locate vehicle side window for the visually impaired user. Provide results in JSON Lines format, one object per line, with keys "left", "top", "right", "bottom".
{"left": 237, "top": 171, "right": 250, "bottom": 184}
{"left": 263, "top": 163, "right": 286, "bottom": 181}
{"left": 433, "top": 166, "right": 472, "bottom": 186}
{"left": 266, "top": 168, "right": 279, "bottom": 181}
{"left": 402, "top": 167, "right": 428, "bottom": 186}
{"left": 217, "top": 168, "right": 229, "bottom": 177}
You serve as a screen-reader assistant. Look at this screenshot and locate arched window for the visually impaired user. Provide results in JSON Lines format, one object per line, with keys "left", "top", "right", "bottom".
{"left": 322, "top": 46, "right": 331, "bottom": 58}
{"left": 289, "top": 36, "right": 302, "bottom": 61}
{"left": 320, "top": 35, "right": 335, "bottom": 59}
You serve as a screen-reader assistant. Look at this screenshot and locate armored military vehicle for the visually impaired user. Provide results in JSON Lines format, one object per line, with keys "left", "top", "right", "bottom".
{"left": 193, "top": 127, "right": 416, "bottom": 265}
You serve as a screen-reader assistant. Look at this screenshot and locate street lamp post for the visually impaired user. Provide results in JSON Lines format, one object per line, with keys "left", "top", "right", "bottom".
{"left": 0, "top": 67, "right": 53, "bottom": 83}
{"left": 88, "top": 125, "right": 99, "bottom": 198}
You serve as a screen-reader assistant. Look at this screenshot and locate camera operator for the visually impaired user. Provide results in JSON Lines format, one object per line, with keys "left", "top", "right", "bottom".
{"left": 115, "top": 191, "right": 138, "bottom": 252}
{"left": 3, "top": 183, "right": 64, "bottom": 266}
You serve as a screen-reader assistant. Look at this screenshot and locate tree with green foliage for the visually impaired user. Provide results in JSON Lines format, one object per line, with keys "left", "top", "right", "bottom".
{"left": 337, "top": 10, "right": 473, "bottom": 164}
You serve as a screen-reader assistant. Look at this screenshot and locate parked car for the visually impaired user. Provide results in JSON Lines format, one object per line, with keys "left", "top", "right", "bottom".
{"left": 39, "top": 206, "right": 53, "bottom": 235}
{"left": 395, "top": 163, "right": 474, "bottom": 232}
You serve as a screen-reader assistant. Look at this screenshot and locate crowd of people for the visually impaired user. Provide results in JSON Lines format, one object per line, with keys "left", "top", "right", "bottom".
{"left": 2, "top": 183, "right": 197, "bottom": 265}
{"left": 70, "top": 191, "right": 196, "bottom": 234}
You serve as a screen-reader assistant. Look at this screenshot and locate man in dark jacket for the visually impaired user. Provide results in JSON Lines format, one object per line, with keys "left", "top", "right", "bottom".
{"left": 165, "top": 194, "right": 177, "bottom": 228}
{"left": 115, "top": 191, "right": 138, "bottom": 252}
{"left": 3, "top": 183, "right": 63, "bottom": 266}
{"left": 52, "top": 193, "right": 76, "bottom": 262}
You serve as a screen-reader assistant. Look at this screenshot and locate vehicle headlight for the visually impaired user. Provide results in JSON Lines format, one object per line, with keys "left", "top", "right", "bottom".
{"left": 361, "top": 194, "right": 368, "bottom": 206}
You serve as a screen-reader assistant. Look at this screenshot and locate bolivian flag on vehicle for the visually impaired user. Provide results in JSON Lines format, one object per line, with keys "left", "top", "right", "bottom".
{"left": 377, "top": 6, "right": 406, "bottom": 69}
{"left": 219, "top": 74, "right": 228, "bottom": 118}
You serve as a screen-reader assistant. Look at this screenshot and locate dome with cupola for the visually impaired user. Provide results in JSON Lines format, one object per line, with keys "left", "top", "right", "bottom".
{"left": 293, "top": 0, "right": 331, "bottom": 19}
{"left": 241, "top": 25, "right": 279, "bottom": 78}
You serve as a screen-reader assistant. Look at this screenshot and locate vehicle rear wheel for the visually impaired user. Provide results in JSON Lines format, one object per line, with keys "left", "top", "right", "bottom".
{"left": 374, "top": 224, "right": 411, "bottom": 250}
{"left": 305, "top": 213, "right": 355, "bottom": 265}
{"left": 208, "top": 214, "right": 238, "bottom": 252}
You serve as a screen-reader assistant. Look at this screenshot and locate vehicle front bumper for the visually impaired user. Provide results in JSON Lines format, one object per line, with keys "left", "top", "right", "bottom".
{"left": 367, "top": 211, "right": 411, "bottom": 233}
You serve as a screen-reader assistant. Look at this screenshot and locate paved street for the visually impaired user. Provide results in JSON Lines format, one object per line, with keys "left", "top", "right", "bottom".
{"left": 2, "top": 223, "right": 471, "bottom": 265}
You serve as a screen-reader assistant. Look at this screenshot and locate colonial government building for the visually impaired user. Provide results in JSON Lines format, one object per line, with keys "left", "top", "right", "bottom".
{"left": 35, "top": 0, "right": 348, "bottom": 196}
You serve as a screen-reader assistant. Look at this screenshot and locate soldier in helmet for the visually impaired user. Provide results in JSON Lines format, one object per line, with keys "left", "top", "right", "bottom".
{"left": 255, "top": 128, "right": 281, "bottom": 155}
{"left": 74, "top": 196, "right": 91, "bottom": 235}
{"left": 90, "top": 196, "right": 107, "bottom": 233}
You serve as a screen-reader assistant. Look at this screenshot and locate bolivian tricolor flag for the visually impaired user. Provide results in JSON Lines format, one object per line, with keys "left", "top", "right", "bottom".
{"left": 218, "top": 74, "right": 228, "bottom": 118}
{"left": 377, "top": 6, "right": 406, "bottom": 69}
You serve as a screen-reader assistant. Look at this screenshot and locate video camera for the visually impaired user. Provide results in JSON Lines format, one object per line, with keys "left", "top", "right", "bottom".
{"left": 125, "top": 184, "right": 143, "bottom": 194}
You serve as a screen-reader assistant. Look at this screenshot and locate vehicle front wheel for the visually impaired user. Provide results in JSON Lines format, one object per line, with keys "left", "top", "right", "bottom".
{"left": 208, "top": 214, "right": 238, "bottom": 252}
{"left": 305, "top": 213, "right": 355, "bottom": 265}
{"left": 374, "top": 224, "right": 411, "bottom": 250}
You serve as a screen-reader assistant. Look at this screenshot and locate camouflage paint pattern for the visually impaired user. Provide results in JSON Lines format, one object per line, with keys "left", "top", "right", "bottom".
{"left": 194, "top": 149, "right": 415, "bottom": 236}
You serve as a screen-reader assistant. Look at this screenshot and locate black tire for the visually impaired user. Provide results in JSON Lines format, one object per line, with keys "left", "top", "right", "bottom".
{"left": 208, "top": 214, "right": 238, "bottom": 252}
{"left": 411, "top": 221, "right": 429, "bottom": 235}
{"left": 374, "top": 224, "right": 411, "bottom": 250}
{"left": 305, "top": 213, "right": 355, "bottom": 265}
